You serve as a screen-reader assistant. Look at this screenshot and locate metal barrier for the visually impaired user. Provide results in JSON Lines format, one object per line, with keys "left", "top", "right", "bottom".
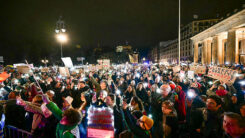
{"left": 4, "top": 125, "right": 32, "bottom": 138}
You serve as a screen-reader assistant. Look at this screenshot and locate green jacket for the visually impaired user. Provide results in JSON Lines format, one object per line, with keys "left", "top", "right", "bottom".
{"left": 46, "top": 102, "right": 76, "bottom": 138}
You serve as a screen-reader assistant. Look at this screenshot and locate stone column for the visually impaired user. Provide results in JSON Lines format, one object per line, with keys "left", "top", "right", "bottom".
{"left": 227, "top": 29, "right": 236, "bottom": 65}
{"left": 217, "top": 35, "right": 224, "bottom": 65}
{"left": 203, "top": 40, "right": 208, "bottom": 65}
{"left": 194, "top": 42, "right": 199, "bottom": 64}
{"left": 241, "top": 39, "right": 245, "bottom": 65}
{"left": 207, "top": 40, "right": 212, "bottom": 65}
{"left": 202, "top": 44, "right": 205, "bottom": 65}
{"left": 212, "top": 36, "right": 218, "bottom": 64}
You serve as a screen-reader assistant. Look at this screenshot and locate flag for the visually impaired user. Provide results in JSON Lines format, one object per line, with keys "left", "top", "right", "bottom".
{"left": 0, "top": 72, "right": 10, "bottom": 82}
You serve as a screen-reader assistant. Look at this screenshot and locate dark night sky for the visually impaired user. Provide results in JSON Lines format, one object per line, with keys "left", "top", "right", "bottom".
{"left": 0, "top": 0, "right": 244, "bottom": 64}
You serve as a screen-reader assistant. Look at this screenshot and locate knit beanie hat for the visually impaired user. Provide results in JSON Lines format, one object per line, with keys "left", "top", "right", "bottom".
{"left": 169, "top": 84, "right": 176, "bottom": 90}
{"left": 176, "top": 85, "right": 182, "bottom": 91}
{"left": 140, "top": 115, "right": 154, "bottom": 130}
{"left": 219, "top": 84, "right": 226, "bottom": 90}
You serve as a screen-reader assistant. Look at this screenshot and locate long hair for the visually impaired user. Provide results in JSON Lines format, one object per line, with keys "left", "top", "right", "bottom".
{"left": 131, "top": 96, "right": 144, "bottom": 112}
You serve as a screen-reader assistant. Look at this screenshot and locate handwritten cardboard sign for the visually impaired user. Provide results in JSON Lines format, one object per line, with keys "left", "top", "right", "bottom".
{"left": 188, "top": 71, "right": 195, "bottom": 79}
{"left": 87, "top": 128, "right": 114, "bottom": 138}
{"left": 190, "top": 66, "right": 206, "bottom": 74}
{"left": 17, "top": 66, "right": 30, "bottom": 74}
{"left": 207, "top": 66, "right": 238, "bottom": 83}
{"left": 173, "top": 66, "right": 180, "bottom": 73}
{"left": 41, "top": 68, "right": 49, "bottom": 72}
{"left": 59, "top": 67, "right": 70, "bottom": 77}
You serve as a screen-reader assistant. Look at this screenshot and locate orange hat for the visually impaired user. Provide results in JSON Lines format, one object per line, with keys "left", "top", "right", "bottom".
{"left": 140, "top": 115, "right": 154, "bottom": 130}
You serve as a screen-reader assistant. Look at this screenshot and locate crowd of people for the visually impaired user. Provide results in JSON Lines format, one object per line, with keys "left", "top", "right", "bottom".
{"left": 0, "top": 63, "right": 245, "bottom": 138}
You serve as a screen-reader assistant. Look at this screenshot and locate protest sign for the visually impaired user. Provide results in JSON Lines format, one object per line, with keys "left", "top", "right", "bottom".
{"left": 0, "top": 72, "right": 10, "bottom": 82}
{"left": 173, "top": 66, "right": 180, "bottom": 73}
{"left": 61, "top": 57, "right": 73, "bottom": 68}
{"left": 87, "top": 128, "right": 114, "bottom": 138}
{"left": 188, "top": 71, "right": 195, "bottom": 79}
{"left": 87, "top": 106, "right": 114, "bottom": 138}
{"left": 41, "top": 68, "right": 49, "bottom": 72}
{"left": 59, "top": 67, "right": 70, "bottom": 77}
{"left": 207, "top": 66, "right": 238, "bottom": 83}
{"left": 17, "top": 66, "right": 30, "bottom": 74}
{"left": 14, "top": 63, "right": 33, "bottom": 68}
{"left": 190, "top": 66, "right": 206, "bottom": 74}
{"left": 88, "top": 65, "right": 97, "bottom": 71}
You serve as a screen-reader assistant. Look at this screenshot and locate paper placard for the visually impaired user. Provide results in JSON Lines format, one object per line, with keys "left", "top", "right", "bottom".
{"left": 207, "top": 66, "right": 238, "bottom": 83}
{"left": 14, "top": 63, "right": 33, "bottom": 68}
{"left": 190, "top": 66, "right": 206, "bottom": 74}
{"left": 173, "top": 66, "right": 180, "bottom": 73}
{"left": 59, "top": 67, "right": 70, "bottom": 77}
{"left": 87, "top": 107, "right": 114, "bottom": 130}
{"left": 41, "top": 68, "right": 49, "bottom": 72}
{"left": 87, "top": 128, "right": 114, "bottom": 138}
{"left": 188, "top": 71, "right": 195, "bottom": 79}
{"left": 17, "top": 66, "right": 30, "bottom": 74}
{"left": 61, "top": 57, "right": 73, "bottom": 68}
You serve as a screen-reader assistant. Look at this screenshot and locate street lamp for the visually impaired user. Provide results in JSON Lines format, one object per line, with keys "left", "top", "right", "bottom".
{"left": 41, "top": 59, "right": 49, "bottom": 67}
{"left": 55, "top": 16, "right": 67, "bottom": 58}
{"left": 178, "top": 0, "right": 181, "bottom": 65}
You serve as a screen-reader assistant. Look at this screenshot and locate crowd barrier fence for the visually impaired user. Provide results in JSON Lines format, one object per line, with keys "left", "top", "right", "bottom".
{"left": 4, "top": 125, "right": 32, "bottom": 138}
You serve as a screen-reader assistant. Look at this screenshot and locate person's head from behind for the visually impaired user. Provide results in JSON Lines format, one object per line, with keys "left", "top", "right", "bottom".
{"left": 8, "top": 91, "right": 16, "bottom": 100}
{"left": 206, "top": 95, "right": 222, "bottom": 112}
{"left": 162, "top": 100, "right": 174, "bottom": 115}
{"left": 223, "top": 112, "right": 245, "bottom": 137}
{"left": 60, "top": 108, "right": 82, "bottom": 126}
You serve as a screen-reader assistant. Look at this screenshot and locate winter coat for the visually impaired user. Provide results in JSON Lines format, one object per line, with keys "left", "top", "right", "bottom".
{"left": 190, "top": 108, "right": 223, "bottom": 138}
{"left": 136, "top": 88, "right": 149, "bottom": 104}
{"left": 4, "top": 100, "right": 26, "bottom": 129}
{"left": 176, "top": 90, "right": 186, "bottom": 121}
{"left": 122, "top": 108, "right": 151, "bottom": 138}
{"left": 113, "top": 105, "right": 124, "bottom": 138}
{"left": 153, "top": 110, "right": 178, "bottom": 138}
